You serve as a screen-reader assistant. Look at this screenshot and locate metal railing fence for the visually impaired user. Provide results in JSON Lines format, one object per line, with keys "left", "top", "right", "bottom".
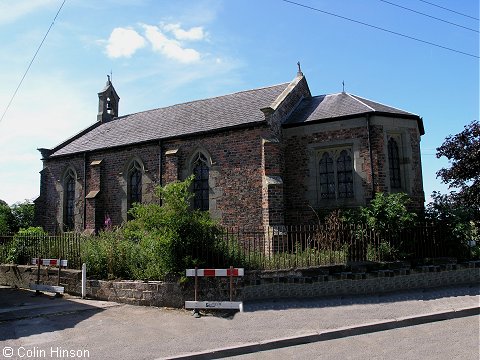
{"left": 0, "top": 223, "right": 474, "bottom": 270}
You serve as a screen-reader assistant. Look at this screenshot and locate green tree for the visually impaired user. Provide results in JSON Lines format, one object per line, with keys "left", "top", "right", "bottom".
{"left": 0, "top": 200, "right": 15, "bottom": 234}
{"left": 342, "top": 193, "right": 417, "bottom": 261}
{"left": 436, "top": 120, "right": 480, "bottom": 209}
{"left": 359, "top": 192, "right": 417, "bottom": 233}
{"left": 11, "top": 200, "right": 35, "bottom": 231}
{"left": 425, "top": 191, "right": 479, "bottom": 259}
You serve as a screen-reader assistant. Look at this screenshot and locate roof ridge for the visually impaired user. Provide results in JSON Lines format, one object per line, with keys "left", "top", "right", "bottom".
{"left": 119, "top": 82, "right": 290, "bottom": 119}
{"left": 345, "top": 93, "right": 376, "bottom": 112}
{"left": 350, "top": 94, "right": 418, "bottom": 115}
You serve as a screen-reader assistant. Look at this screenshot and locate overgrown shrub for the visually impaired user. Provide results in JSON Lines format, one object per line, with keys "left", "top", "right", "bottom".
{"left": 335, "top": 193, "right": 417, "bottom": 262}
{"left": 81, "top": 230, "right": 136, "bottom": 279}
{"left": 81, "top": 176, "right": 228, "bottom": 280}
{"left": 6, "top": 227, "right": 47, "bottom": 264}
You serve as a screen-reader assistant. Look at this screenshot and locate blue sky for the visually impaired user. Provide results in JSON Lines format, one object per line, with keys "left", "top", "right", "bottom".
{"left": 0, "top": 0, "right": 478, "bottom": 205}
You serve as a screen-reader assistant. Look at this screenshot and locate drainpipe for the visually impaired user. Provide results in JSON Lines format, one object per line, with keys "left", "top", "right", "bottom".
{"left": 366, "top": 114, "right": 375, "bottom": 199}
{"left": 83, "top": 152, "right": 87, "bottom": 230}
{"left": 159, "top": 140, "right": 163, "bottom": 205}
{"left": 159, "top": 140, "right": 163, "bottom": 187}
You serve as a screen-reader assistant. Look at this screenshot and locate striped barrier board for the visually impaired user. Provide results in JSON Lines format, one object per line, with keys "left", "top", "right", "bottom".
{"left": 32, "top": 258, "right": 68, "bottom": 267}
{"left": 185, "top": 267, "right": 244, "bottom": 314}
{"left": 185, "top": 301, "right": 243, "bottom": 311}
{"left": 185, "top": 268, "right": 244, "bottom": 277}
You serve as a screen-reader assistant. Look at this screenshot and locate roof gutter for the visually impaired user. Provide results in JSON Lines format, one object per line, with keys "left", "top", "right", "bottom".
{"left": 283, "top": 111, "right": 422, "bottom": 129}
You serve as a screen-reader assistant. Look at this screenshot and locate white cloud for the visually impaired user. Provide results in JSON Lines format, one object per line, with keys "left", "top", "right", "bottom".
{"left": 103, "top": 24, "right": 203, "bottom": 63}
{"left": 142, "top": 24, "right": 200, "bottom": 64}
{"left": 162, "top": 23, "right": 205, "bottom": 41}
{"left": 105, "top": 27, "right": 146, "bottom": 58}
{"left": 0, "top": 0, "right": 56, "bottom": 25}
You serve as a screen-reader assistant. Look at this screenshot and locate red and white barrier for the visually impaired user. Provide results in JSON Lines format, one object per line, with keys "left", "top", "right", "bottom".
{"left": 31, "top": 258, "right": 68, "bottom": 267}
{"left": 185, "top": 266, "right": 244, "bottom": 314}
{"left": 185, "top": 268, "right": 244, "bottom": 277}
{"left": 30, "top": 258, "right": 68, "bottom": 295}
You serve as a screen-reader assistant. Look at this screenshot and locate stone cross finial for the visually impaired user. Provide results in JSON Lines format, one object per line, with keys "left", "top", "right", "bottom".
{"left": 298, "top": 61, "right": 305, "bottom": 75}
{"left": 297, "top": 61, "right": 303, "bottom": 77}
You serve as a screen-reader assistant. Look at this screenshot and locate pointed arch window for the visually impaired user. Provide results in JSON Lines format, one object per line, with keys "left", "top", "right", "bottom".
{"left": 337, "top": 150, "right": 354, "bottom": 198}
{"left": 192, "top": 152, "right": 209, "bottom": 211}
{"left": 64, "top": 169, "right": 76, "bottom": 231}
{"left": 388, "top": 138, "right": 402, "bottom": 190}
{"left": 319, "top": 153, "right": 335, "bottom": 199}
{"left": 318, "top": 148, "right": 354, "bottom": 201}
{"left": 128, "top": 160, "right": 142, "bottom": 209}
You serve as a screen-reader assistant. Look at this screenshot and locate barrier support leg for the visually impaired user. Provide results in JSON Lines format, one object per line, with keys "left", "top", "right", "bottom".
{"left": 229, "top": 265, "right": 234, "bottom": 301}
{"left": 54, "top": 261, "right": 63, "bottom": 298}
{"left": 35, "top": 256, "right": 42, "bottom": 296}
{"left": 193, "top": 266, "right": 200, "bottom": 318}
{"left": 82, "top": 263, "right": 87, "bottom": 299}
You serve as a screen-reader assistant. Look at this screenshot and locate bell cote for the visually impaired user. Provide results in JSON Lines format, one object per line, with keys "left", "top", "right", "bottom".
{"left": 97, "top": 75, "right": 120, "bottom": 123}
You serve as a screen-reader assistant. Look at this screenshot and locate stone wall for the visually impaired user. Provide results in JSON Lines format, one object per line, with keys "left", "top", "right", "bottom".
{"left": 167, "top": 125, "right": 273, "bottom": 229}
{"left": 1, "top": 262, "right": 478, "bottom": 307}
{"left": 0, "top": 265, "right": 187, "bottom": 308}
{"left": 37, "top": 125, "right": 276, "bottom": 233}
{"left": 241, "top": 263, "right": 480, "bottom": 300}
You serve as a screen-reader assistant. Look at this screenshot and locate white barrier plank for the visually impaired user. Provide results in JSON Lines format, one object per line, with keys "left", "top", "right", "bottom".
{"left": 29, "top": 284, "right": 65, "bottom": 294}
{"left": 185, "top": 301, "right": 243, "bottom": 310}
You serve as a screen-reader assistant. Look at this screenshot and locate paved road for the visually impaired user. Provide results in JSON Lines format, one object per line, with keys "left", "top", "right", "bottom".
{"left": 0, "top": 284, "right": 478, "bottom": 359}
{"left": 229, "top": 315, "right": 480, "bottom": 360}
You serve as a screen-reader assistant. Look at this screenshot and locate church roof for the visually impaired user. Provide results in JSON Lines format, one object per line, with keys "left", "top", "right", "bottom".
{"left": 48, "top": 83, "right": 289, "bottom": 157}
{"left": 46, "top": 80, "right": 423, "bottom": 158}
{"left": 284, "top": 92, "right": 423, "bottom": 131}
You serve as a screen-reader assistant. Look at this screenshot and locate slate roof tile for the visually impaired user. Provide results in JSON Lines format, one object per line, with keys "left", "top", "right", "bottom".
{"left": 49, "top": 83, "right": 289, "bottom": 157}
{"left": 48, "top": 84, "right": 421, "bottom": 158}
{"left": 284, "top": 92, "right": 418, "bottom": 125}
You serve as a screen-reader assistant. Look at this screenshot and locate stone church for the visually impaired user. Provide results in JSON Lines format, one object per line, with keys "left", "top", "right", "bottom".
{"left": 35, "top": 68, "right": 425, "bottom": 234}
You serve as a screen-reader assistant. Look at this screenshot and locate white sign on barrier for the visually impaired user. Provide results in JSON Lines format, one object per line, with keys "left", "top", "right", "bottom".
{"left": 185, "top": 301, "right": 243, "bottom": 311}
{"left": 29, "top": 284, "right": 65, "bottom": 294}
